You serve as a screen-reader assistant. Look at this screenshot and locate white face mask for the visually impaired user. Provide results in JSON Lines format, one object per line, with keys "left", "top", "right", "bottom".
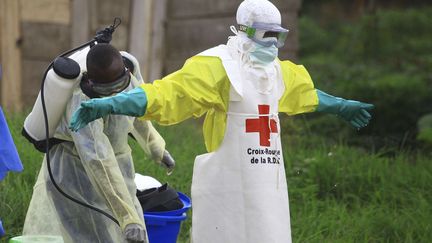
{"left": 250, "top": 43, "right": 278, "bottom": 65}
{"left": 226, "top": 33, "right": 280, "bottom": 94}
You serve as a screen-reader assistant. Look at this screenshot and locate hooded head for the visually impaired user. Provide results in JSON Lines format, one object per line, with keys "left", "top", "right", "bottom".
{"left": 82, "top": 43, "right": 130, "bottom": 97}
{"left": 237, "top": 0, "right": 288, "bottom": 47}
{"left": 236, "top": 0, "right": 282, "bottom": 28}
{"left": 229, "top": 0, "right": 288, "bottom": 65}
{"left": 86, "top": 43, "right": 125, "bottom": 83}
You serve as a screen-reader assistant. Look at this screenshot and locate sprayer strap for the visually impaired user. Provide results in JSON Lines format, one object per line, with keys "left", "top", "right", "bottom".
{"left": 21, "top": 128, "right": 66, "bottom": 153}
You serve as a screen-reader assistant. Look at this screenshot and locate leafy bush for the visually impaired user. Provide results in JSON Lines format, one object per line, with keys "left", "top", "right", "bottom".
{"left": 417, "top": 113, "right": 432, "bottom": 147}
{"left": 298, "top": 7, "right": 432, "bottom": 148}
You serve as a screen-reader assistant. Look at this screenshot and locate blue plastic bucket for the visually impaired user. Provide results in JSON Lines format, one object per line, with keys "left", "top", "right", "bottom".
{"left": 144, "top": 213, "right": 187, "bottom": 243}
{"left": 144, "top": 192, "right": 191, "bottom": 243}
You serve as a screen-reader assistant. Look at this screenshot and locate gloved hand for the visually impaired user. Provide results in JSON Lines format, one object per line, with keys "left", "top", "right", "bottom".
{"left": 70, "top": 87, "right": 147, "bottom": 131}
{"left": 316, "top": 89, "right": 374, "bottom": 129}
{"left": 161, "top": 150, "right": 175, "bottom": 174}
{"left": 124, "top": 223, "right": 148, "bottom": 243}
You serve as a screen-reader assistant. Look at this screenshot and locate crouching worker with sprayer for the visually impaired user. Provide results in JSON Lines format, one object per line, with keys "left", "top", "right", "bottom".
{"left": 21, "top": 19, "right": 174, "bottom": 243}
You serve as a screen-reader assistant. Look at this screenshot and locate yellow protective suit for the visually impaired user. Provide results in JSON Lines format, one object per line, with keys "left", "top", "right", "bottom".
{"left": 141, "top": 56, "right": 318, "bottom": 152}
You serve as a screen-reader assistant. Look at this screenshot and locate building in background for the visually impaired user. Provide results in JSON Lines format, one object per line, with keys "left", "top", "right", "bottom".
{"left": 0, "top": 0, "right": 300, "bottom": 111}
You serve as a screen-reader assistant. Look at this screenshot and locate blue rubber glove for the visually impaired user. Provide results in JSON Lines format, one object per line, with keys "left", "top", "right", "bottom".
{"left": 69, "top": 87, "right": 147, "bottom": 132}
{"left": 316, "top": 89, "right": 374, "bottom": 129}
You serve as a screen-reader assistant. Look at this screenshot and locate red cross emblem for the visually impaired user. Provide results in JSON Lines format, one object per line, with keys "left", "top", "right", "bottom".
{"left": 245, "top": 105, "right": 278, "bottom": 147}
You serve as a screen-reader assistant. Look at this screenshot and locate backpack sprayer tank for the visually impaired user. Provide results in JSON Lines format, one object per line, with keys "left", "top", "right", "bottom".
{"left": 22, "top": 48, "right": 89, "bottom": 152}
{"left": 21, "top": 17, "right": 121, "bottom": 153}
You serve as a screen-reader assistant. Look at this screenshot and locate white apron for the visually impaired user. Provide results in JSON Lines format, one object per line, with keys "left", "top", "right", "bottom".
{"left": 191, "top": 46, "right": 292, "bottom": 243}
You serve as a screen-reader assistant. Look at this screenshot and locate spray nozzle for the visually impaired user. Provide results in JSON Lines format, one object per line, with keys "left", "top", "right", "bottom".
{"left": 94, "top": 17, "right": 122, "bottom": 44}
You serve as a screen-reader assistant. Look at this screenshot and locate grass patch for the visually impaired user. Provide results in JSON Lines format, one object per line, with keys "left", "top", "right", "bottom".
{"left": 1, "top": 114, "right": 431, "bottom": 242}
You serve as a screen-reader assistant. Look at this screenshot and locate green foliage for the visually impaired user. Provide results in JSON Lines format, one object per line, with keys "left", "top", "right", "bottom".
{"left": 283, "top": 139, "right": 432, "bottom": 242}
{"left": 299, "top": 7, "right": 432, "bottom": 148}
{"left": 296, "top": 17, "right": 334, "bottom": 58}
{"left": 340, "top": 73, "right": 430, "bottom": 138}
{"left": 417, "top": 114, "right": 432, "bottom": 147}
{"left": 0, "top": 113, "right": 43, "bottom": 239}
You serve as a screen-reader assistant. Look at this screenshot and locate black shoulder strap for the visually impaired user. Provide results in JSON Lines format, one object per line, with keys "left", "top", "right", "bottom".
{"left": 22, "top": 128, "right": 67, "bottom": 153}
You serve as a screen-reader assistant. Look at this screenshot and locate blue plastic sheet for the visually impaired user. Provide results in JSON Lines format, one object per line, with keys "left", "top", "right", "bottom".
{"left": 0, "top": 219, "right": 4, "bottom": 237}
{"left": 0, "top": 106, "right": 23, "bottom": 181}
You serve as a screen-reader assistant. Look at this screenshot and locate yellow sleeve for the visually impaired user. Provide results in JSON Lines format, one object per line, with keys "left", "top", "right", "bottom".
{"left": 139, "top": 56, "right": 229, "bottom": 125}
{"left": 278, "top": 60, "right": 319, "bottom": 115}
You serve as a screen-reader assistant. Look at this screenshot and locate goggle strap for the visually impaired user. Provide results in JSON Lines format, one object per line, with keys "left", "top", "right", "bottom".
{"left": 82, "top": 69, "right": 131, "bottom": 97}
{"left": 238, "top": 24, "right": 256, "bottom": 38}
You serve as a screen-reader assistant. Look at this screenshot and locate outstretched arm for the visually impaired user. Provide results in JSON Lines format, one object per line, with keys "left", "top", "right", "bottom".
{"left": 70, "top": 56, "right": 228, "bottom": 132}
{"left": 316, "top": 89, "right": 374, "bottom": 129}
{"left": 278, "top": 60, "right": 374, "bottom": 129}
{"left": 69, "top": 87, "right": 147, "bottom": 131}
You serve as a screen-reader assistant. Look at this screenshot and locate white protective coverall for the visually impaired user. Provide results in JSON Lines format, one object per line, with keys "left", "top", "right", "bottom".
{"left": 23, "top": 51, "right": 166, "bottom": 243}
{"left": 141, "top": 44, "right": 317, "bottom": 243}
{"left": 138, "top": 1, "right": 318, "bottom": 242}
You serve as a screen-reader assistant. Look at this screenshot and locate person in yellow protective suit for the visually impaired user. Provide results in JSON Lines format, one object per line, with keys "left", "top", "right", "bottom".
{"left": 23, "top": 44, "right": 175, "bottom": 243}
{"left": 69, "top": 0, "right": 374, "bottom": 242}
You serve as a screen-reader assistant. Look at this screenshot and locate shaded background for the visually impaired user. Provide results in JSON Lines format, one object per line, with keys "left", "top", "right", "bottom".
{"left": 0, "top": 0, "right": 299, "bottom": 109}
{"left": 297, "top": 0, "right": 432, "bottom": 151}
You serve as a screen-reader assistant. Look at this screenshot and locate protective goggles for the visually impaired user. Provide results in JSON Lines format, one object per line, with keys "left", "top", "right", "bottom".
{"left": 84, "top": 68, "right": 131, "bottom": 97}
{"left": 239, "top": 22, "right": 289, "bottom": 48}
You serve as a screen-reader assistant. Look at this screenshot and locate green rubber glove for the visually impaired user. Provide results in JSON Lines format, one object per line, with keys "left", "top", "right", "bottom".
{"left": 69, "top": 87, "right": 147, "bottom": 132}
{"left": 316, "top": 89, "right": 374, "bottom": 129}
